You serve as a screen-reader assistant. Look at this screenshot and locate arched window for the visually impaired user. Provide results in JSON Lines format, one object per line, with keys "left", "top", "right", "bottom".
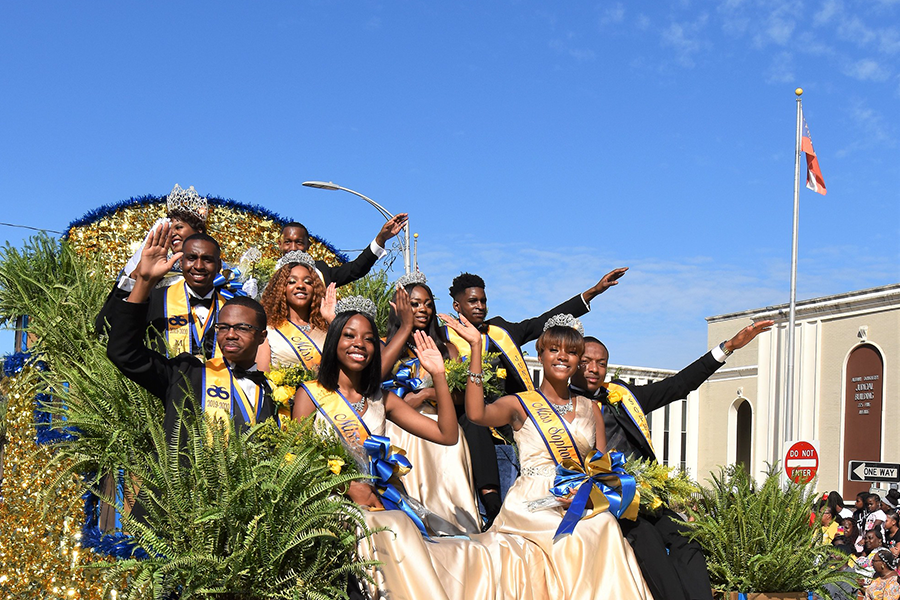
{"left": 735, "top": 399, "right": 753, "bottom": 475}
{"left": 842, "top": 344, "right": 884, "bottom": 498}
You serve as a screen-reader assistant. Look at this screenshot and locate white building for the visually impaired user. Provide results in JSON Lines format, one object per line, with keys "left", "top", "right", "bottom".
{"left": 698, "top": 283, "right": 900, "bottom": 497}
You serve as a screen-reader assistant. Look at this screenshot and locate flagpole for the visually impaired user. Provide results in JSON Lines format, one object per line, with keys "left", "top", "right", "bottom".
{"left": 786, "top": 87, "right": 803, "bottom": 447}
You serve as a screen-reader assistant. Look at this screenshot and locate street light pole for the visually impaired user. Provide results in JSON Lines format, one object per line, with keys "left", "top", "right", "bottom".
{"left": 301, "top": 181, "right": 410, "bottom": 274}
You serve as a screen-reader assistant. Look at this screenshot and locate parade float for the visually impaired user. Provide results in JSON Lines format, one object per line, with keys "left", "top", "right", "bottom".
{"left": 0, "top": 189, "right": 370, "bottom": 599}
{"left": 0, "top": 189, "right": 859, "bottom": 599}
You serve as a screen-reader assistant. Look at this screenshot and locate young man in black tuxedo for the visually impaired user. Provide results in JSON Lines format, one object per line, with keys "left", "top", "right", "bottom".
{"left": 445, "top": 267, "right": 628, "bottom": 526}
{"left": 106, "top": 222, "right": 278, "bottom": 448}
{"left": 570, "top": 320, "right": 773, "bottom": 600}
{"left": 279, "top": 213, "right": 408, "bottom": 287}
{"left": 97, "top": 233, "right": 226, "bottom": 358}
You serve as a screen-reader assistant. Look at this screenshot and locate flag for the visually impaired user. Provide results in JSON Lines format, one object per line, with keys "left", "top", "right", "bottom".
{"left": 801, "top": 112, "right": 826, "bottom": 195}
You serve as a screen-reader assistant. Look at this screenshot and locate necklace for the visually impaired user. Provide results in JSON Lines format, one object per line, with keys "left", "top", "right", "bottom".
{"left": 290, "top": 319, "right": 311, "bottom": 332}
{"left": 550, "top": 395, "right": 574, "bottom": 416}
{"left": 351, "top": 397, "right": 367, "bottom": 413}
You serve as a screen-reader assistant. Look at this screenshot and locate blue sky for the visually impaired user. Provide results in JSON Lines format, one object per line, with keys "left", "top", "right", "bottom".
{"left": 1, "top": 1, "right": 898, "bottom": 368}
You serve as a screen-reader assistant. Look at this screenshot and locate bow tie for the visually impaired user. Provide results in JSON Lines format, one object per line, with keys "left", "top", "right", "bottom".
{"left": 231, "top": 367, "right": 269, "bottom": 388}
{"left": 571, "top": 385, "right": 607, "bottom": 403}
{"left": 189, "top": 296, "right": 214, "bottom": 309}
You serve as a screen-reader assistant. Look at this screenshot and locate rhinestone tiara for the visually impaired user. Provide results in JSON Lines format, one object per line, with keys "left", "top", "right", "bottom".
{"left": 395, "top": 271, "right": 427, "bottom": 288}
{"left": 275, "top": 250, "right": 317, "bottom": 272}
{"left": 542, "top": 313, "right": 584, "bottom": 335}
{"left": 166, "top": 183, "right": 208, "bottom": 220}
{"left": 335, "top": 295, "right": 377, "bottom": 319}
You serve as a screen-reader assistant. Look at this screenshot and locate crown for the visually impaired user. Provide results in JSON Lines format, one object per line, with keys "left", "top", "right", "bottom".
{"left": 395, "top": 271, "right": 427, "bottom": 288}
{"left": 166, "top": 184, "right": 208, "bottom": 220}
{"left": 543, "top": 313, "right": 584, "bottom": 335}
{"left": 276, "top": 250, "right": 317, "bottom": 272}
{"left": 335, "top": 296, "right": 377, "bottom": 319}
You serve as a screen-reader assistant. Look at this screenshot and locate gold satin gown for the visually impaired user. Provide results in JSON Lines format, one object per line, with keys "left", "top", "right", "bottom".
{"left": 339, "top": 393, "right": 654, "bottom": 600}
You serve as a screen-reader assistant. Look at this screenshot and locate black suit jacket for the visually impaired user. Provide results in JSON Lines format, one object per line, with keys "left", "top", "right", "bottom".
{"left": 593, "top": 351, "right": 723, "bottom": 462}
{"left": 315, "top": 245, "right": 380, "bottom": 287}
{"left": 96, "top": 282, "right": 217, "bottom": 356}
{"left": 484, "top": 293, "right": 589, "bottom": 395}
{"left": 105, "top": 299, "right": 276, "bottom": 447}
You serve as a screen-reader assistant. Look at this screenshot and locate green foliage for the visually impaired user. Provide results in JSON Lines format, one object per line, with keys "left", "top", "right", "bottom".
{"left": 98, "top": 414, "right": 372, "bottom": 600}
{"left": 0, "top": 234, "right": 376, "bottom": 599}
{"left": 0, "top": 235, "right": 159, "bottom": 483}
{"left": 444, "top": 352, "right": 504, "bottom": 400}
{"left": 623, "top": 457, "right": 700, "bottom": 516}
{"left": 685, "top": 464, "right": 858, "bottom": 597}
{"left": 342, "top": 269, "right": 393, "bottom": 335}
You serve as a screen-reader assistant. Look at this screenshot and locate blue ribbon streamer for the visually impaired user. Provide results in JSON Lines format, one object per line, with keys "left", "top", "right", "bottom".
{"left": 381, "top": 358, "right": 424, "bottom": 399}
{"left": 213, "top": 272, "right": 248, "bottom": 300}
{"left": 550, "top": 450, "right": 637, "bottom": 540}
{"left": 363, "top": 435, "right": 429, "bottom": 537}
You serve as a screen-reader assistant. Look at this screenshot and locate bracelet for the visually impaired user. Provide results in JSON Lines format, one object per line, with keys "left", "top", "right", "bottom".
{"left": 466, "top": 370, "right": 484, "bottom": 386}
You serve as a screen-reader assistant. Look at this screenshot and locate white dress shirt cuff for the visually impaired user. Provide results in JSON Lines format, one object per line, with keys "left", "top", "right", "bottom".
{"left": 711, "top": 343, "right": 728, "bottom": 363}
{"left": 370, "top": 239, "right": 388, "bottom": 259}
{"left": 580, "top": 293, "right": 591, "bottom": 312}
{"left": 117, "top": 275, "right": 136, "bottom": 292}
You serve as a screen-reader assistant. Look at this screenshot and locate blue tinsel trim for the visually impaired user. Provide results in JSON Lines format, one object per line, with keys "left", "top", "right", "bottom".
{"left": 2, "top": 352, "right": 79, "bottom": 445}
{"left": 81, "top": 485, "right": 148, "bottom": 559}
{"left": 63, "top": 193, "right": 350, "bottom": 263}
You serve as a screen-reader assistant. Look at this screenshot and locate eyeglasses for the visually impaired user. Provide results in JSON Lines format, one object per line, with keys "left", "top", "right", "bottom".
{"left": 213, "top": 323, "right": 262, "bottom": 334}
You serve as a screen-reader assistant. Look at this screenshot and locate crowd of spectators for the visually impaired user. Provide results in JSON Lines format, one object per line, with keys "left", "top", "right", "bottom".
{"left": 818, "top": 489, "right": 900, "bottom": 599}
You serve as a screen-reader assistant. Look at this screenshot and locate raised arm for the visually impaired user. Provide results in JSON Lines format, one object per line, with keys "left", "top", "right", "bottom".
{"left": 441, "top": 314, "right": 521, "bottom": 428}
{"left": 501, "top": 267, "right": 628, "bottom": 345}
{"left": 634, "top": 320, "right": 774, "bottom": 414}
{"left": 106, "top": 223, "right": 184, "bottom": 400}
{"left": 380, "top": 286, "right": 415, "bottom": 379}
{"left": 127, "top": 222, "right": 183, "bottom": 304}
{"left": 318, "top": 214, "right": 409, "bottom": 287}
{"left": 384, "top": 331, "right": 458, "bottom": 445}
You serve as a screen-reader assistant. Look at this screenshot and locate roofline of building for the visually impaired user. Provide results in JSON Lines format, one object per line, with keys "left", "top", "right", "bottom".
{"left": 706, "top": 282, "right": 900, "bottom": 324}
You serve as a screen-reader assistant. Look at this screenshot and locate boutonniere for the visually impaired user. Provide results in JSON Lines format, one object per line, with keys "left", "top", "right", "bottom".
{"left": 606, "top": 387, "right": 624, "bottom": 405}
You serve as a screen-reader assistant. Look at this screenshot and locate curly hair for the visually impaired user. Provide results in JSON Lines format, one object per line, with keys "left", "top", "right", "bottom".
{"left": 167, "top": 208, "right": 206, "bottom": 234}
{"left": 260, "top": 263, "right": 328, "bottom": 330}
{"left": 449, "top": 272, "right": 485, "bottom": 300}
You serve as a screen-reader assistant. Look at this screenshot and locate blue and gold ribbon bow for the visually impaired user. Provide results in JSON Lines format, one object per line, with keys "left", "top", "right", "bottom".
{"left": 213, "top": 269, "right": 247, "bottom": 300}
{"left": 550, "top": 450, "right": 639, "bottom": 540}
{"left": 363, "top": 435, "right": 429, "bottom": 537}
{"left": 381, "top": 358, "right": 425, "bottom": 398}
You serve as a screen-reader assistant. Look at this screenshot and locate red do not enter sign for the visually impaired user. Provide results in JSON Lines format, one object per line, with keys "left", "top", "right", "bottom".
{"left": 785, "top": 440, "right": 819, "bottom": 484}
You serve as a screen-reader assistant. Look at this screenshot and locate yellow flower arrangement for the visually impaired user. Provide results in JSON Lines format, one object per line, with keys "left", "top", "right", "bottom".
{"left": 496, "top": 368, "right": 507, "bottom": 379}
{"left": 272, "top": 385, "right": 295, "bottom": 406}
{"left": 266, "top": 365, "right": 317, "bottom": 409}
{"left": 327, "top": 457, "right": 345, "bottom": 475}
{"left": 624, "top": 456, "right": 700, "bottom": 516}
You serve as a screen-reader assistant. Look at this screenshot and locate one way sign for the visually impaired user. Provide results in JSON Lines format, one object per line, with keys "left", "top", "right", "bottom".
{"left": 848, "top": 461, "right": 900, "bottom": 483}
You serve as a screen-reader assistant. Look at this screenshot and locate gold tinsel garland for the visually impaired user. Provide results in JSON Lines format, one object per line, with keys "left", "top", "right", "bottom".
{"left": 0, "top": 197, "right": 348, "bottom": 597}
{"left": 66, "top": 200, "right": 344, "bottom": 277}
{"left": 0, "top": 369, "right": 111, "bottom": 599}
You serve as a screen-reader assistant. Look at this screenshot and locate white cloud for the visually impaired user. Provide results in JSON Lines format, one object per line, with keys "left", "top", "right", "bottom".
{"left": 813, "top": 0, "right": 843, "bottom": 27}
{"left": 837, "top": 17, "right": 878, "bottom": 47}
{"left": 765, "top": 51, "right": 795, "bottom": 84}
{"left": 841, "top": 58, "right": 890, "bottom": 81}
{"left": 661, "top": 14, "right": 709, "bottom": 68}
{"left": 601, "top": 2, "right": 625, "bottom": 25}
{"left": 548, "top": 38, "right": 597, "bottom": 62}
